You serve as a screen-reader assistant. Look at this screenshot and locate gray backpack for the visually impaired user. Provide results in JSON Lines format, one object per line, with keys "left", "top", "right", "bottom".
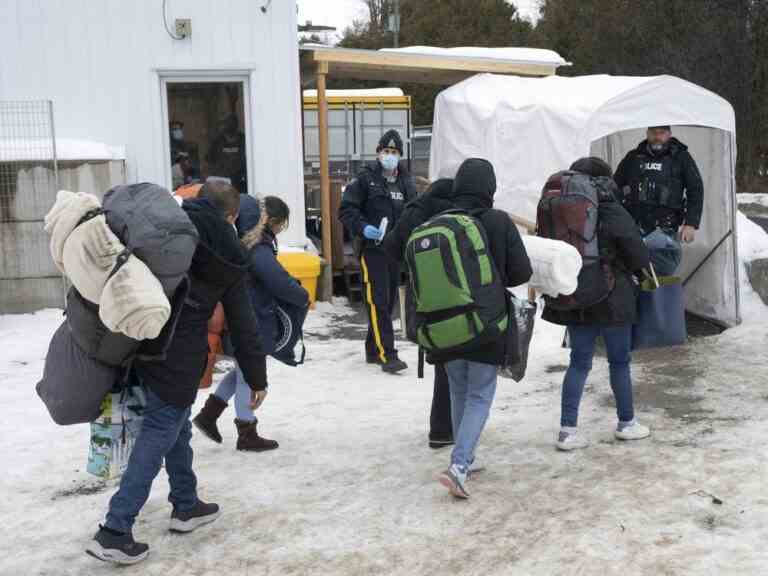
{"left": 103, "top": 183, "right": 199, "bottom": 295}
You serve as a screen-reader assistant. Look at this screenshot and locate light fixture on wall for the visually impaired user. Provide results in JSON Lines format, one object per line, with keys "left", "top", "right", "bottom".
{"left": 162, "top": 0, "right": 189, "bottom": 40}
{"left": 261, "top": 0, "right": 273, "bottom": 14}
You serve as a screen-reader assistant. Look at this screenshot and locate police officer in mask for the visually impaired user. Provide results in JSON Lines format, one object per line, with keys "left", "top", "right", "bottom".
{"left": 339, "top": 130, "right": 416, "bottom": 374}
{"left": 614, "top": 126, "right": 704, "bottom": 275}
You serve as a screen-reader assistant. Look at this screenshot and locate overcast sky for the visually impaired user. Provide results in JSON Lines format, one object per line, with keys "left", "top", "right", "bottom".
{"left": 296, "top": 0, "right": 541, "bottom": 43}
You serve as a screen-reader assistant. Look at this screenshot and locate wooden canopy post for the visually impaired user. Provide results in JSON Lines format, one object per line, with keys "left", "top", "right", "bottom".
{"left": 316, "top": 61, "right": 334, "bottom": 299}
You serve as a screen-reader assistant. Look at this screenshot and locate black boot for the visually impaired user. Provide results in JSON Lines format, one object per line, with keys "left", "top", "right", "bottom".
{"left": 169, "top": 500, "right": 221, "bottom": 533}
{"left": 381, "top": 355, "right": 408, "bottom": 374}
{"left": 192, "top": 395, "right": 228, "bottom": 444}
{"left": 235, "top": 419, "right": 279, "bottom": 452}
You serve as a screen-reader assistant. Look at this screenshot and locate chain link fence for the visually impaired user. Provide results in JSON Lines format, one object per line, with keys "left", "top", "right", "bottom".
{"left": 0, "top": 100, "right": 63, "bottom": 313}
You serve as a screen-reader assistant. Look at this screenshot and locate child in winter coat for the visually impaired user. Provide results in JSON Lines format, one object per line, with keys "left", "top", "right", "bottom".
{"left": 542, "top": 157, "right": 652, "bottom": 451}
{"left": 193, "top": 196, "right": 309, "bottom": 451}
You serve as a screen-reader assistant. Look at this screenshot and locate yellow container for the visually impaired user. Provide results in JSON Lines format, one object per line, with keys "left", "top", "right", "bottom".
{"left": 276, "top": 251, "right": 322, "bottom": 306}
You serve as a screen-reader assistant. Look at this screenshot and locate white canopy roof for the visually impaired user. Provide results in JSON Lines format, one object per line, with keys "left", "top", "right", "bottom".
{"left": 430, "top": 73, "right": 740, "bottom": 326}
{"left": 431, "top": 74, "right": 736, "bottom": 219}
{"left": 382, "top": 46, "right": 570, "bottom": 68}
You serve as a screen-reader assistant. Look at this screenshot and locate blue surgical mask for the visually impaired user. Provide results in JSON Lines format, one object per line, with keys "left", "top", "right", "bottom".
{"left": 379, "top": 153, "right": 399, "bottom": 172}
{"left": 172, "top": 128, "right": 184, "bottom": 141}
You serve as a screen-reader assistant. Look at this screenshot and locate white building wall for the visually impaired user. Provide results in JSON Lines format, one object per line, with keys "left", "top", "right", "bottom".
{"left": 0, "top": 0, "right": 307, "bottom": 246}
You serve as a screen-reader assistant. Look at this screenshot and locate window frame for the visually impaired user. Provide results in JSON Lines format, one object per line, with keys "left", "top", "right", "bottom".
{"left": 159, "top": 70, "right": 254, "bottom": 195}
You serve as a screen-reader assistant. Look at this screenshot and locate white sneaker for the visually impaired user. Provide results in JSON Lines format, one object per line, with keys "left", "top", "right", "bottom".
{"left": 468, "top": 461, "right": 485, "bottom": 478}
{"left": 614, "top": 420, "right": 651, "bottom": 441}
{"left": 556, "top": 428, "right": 589, "bottom": 451}
{"left": 438, "top": 464, "right": 469, "bottom": 499}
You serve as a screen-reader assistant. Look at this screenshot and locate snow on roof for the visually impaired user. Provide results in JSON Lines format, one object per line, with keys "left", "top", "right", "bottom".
{"left": 303, "top": 88, "right": 405, "bottom": 98}
{"left": 380, "top": 46, "right": 571, "bottom": 67}
{"left": 0, "top": 138, "right": 126, "bottom": 162}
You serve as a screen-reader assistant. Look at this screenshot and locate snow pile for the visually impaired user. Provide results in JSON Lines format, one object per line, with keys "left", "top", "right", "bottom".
{"left": 736, "top": 211, "right": 768, "bottom": 321}
{"left": 737, "top": 193, "right": 768, "bottom": 207}
{"left": 0, "top": 138, "right": 126, "bottom": 162}
{"left": 381, "top": 46, "right": 571, "bottom": 67}
{"left": 303, "top": 88, "right": 404, "bottom": 98}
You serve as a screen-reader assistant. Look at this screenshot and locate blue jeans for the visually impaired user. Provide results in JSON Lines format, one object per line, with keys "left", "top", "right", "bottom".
{"left": 644, "top": 228, "right": 682, "bottom": 276}
{"left": 561, "top": 325, "right": 635, "bottom": 428}
{"left": 105, "top": 388, "right": 198, "bottom": 534}
{"left": 444, "top": 360, "right": 498, "bottom": 472}
{"left": 214, "top": 365, "right": 255, "bottom": 422}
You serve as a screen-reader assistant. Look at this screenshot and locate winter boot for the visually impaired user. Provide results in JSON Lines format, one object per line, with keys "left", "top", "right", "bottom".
{"left": 85, "top": 525, "right": 149, "bottom": 565}
{"left": 235, "top": 419, "right": 279, "bottom": 452}
{"left": 192, "top": 395, "right": 228, "bottom": 444}
{"left": 169, "top": 500, "right": 221, "bottom": 533}
{"left": 381, "top": 355, "right": 408, "bottom": 374}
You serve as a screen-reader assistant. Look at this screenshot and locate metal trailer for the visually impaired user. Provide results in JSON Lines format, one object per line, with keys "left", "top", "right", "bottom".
{"left": 302, "top": 91, "right": 412, "bottom": 288}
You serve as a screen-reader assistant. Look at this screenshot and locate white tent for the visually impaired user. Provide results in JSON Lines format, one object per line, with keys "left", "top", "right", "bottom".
{"left": 430, "top": 73, "right": 739, "bottom": 326}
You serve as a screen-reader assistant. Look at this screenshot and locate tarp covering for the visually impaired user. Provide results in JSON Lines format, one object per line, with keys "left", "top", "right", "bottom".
{"left": 430, "top": 73, "right": 739, "bottom": 326}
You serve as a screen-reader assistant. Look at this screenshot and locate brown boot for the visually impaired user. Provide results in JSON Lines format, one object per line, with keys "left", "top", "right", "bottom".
{"left": 192, "top": 395, "right": 228, "bottom": 444}
{"left": 234, "top": 419, "right": 279, "bottom": 452}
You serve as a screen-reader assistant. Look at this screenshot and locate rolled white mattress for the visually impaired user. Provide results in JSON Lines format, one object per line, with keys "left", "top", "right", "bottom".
{"left": 521, "top": 235, "right": 583, "bottom": 297}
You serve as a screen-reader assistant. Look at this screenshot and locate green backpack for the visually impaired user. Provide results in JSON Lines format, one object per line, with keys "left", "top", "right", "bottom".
{"left": 404, "top": 211, "right": 508, "bottom": 354}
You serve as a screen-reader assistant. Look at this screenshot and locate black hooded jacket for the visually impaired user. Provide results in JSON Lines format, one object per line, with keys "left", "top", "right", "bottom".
{"left": 388, "top": 159, "right": 532, "bottom": 366}
{"left": 136, "top": 198, "right": 267, "bottom": 408}
{"left": 614, "top": 137, "right": 704, "bottom": 231}
{"left": 338, "top": 161, "right": 417, "bottom": 248}
{"left": 542, "top": 176, "right": 650, "bottom": 327}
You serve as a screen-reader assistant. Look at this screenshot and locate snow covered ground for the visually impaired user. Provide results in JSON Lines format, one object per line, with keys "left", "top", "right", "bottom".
{"left": 2, "top": 228, "right": 768, "bottom": 575}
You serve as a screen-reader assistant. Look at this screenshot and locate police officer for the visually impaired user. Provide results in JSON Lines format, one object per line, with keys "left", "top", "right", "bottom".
{"left": 614, "top": 126, "right": 704, "bottom": 275}
{"left": 339, "top": 130, "right": 416, "bottom": 374}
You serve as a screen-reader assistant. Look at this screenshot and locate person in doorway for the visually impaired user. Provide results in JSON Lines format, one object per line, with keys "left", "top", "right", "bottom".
{"left": 614, "top": 126, "right": 704, "bottom": 275}
{"left": 543, "top": 157, "right": 652, "bottom": 452}
{"left": 339, "top": 129, "right": 416, "bottom": 374}
{"left": 384, "top": 178, "right": 457, "bottom": 448}
{"left": 193, "top": 195, "right": 309, "bottom": 452}
{"left": 86, "top": 182, "right": 267, "bottom": 565}
{"left": 169, "top": 120, "right": 187, "bottom": 164}
{"left": 427, "top": 159, "right": 532, "bottom": 499}
{"left": 172, "top": 151, "right": 196, "bottom": 190}
{"left": 207, "top": 114, "right": 247, "bottom": 193}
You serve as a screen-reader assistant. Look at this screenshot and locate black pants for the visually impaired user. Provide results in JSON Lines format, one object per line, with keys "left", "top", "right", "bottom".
{"left": 429, "top": 363, "right": 453, "bottom": 441}
{"left": 360, "top": 247, "right": 399, "bottom": 362}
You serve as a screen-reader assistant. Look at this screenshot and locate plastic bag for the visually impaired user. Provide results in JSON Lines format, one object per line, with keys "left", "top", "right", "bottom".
{"left": 499, "top": 296, "right": 537, "bottom": 382}
{"left": 87, "top": 385, "right": 146, "bottom": 480}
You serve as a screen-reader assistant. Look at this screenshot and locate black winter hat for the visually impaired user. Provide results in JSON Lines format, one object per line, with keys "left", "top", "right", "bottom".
{"left": 648, "top": 125, "right": 671, "bottom": 132}
{"left": 377, "top": 130, "right": 404, "bottom": 155}
{"left": 569, "top": 157, "right": 613, "bottom": 178}
{"left": 452, "top": 158, "right": 496, "bottom": 210}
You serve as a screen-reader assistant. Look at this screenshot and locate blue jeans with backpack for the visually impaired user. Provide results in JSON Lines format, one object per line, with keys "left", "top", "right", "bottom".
{"left": 561, "top": 325, "right": 635, "bottom": 428}
{"left": 444, "top": 360, "right": 498, "bottom": 472}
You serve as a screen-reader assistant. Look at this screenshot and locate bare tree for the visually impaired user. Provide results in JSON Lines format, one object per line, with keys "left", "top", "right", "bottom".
{"left": 363, "top": 0, "right": 395, "bottom": 33}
